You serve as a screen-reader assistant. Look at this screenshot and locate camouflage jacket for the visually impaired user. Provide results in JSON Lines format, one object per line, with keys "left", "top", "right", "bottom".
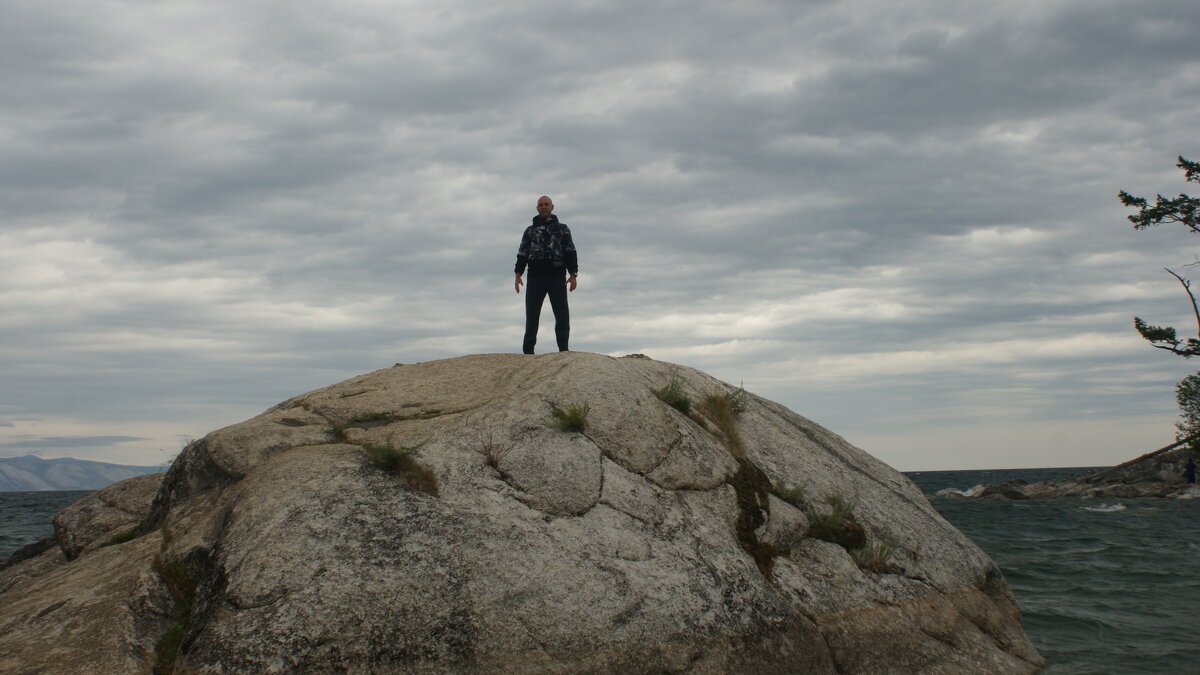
{"left": 514, "top": 214, "right": 578, "bottom": 277}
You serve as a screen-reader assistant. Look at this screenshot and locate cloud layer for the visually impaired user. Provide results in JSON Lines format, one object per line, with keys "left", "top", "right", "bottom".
{"left": 3, "top": 0, "right": 1199, "bottom": 469}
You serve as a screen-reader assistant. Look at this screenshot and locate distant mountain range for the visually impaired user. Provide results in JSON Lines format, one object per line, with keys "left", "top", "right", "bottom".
{"left": 0, "top": 455, "right": 164, "bottom": 491}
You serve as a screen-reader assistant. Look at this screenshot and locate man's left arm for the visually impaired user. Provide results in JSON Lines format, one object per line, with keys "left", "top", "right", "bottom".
{"left": 563, "top": 226, "right": 578, "bottom": 292}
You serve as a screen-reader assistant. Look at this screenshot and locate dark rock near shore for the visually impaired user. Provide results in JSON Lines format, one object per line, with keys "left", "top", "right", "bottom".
{"left": 943, "top": 447, "right": 1200, "bottom": 501}
{"left": 0, "top": 538, "right": 56, "bottom": 571}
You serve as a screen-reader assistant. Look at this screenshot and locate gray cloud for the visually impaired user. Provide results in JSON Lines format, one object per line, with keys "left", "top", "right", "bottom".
{"left": 1, "top": 0, "right": 1198, "bottom": 469}
{"left": 0, "top": 435, "right": 148, "bottom": 450}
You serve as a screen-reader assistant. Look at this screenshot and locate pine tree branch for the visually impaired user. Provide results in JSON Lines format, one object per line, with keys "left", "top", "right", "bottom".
{"left": 1165, "top": 268, "right": 1200, "bottom": 340}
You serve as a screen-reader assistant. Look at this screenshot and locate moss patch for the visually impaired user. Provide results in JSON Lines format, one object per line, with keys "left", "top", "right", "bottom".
{"left": 348, "top": 411, "right": 398, "bottom": 428}
{"left": 98, "top": 524, "right": 141, "bottom": 548}
{"left": 152, "top": 552, "right": 203, "bottom": 674}
{"left": 328, "top": 424, "right": 349, "bottom": 442}
{"left": 729, "top": 456, "right": 789, "bottom": 576}
{"left": 694, "top": 388, "right": 790, "bottom": 576}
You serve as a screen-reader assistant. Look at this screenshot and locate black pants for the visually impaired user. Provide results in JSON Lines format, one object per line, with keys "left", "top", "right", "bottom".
{"left": 523, "top": 274, "right": 569, "bottom": 354}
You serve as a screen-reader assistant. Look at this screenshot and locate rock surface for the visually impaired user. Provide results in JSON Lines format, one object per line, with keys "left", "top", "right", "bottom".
{"left": 53, "top": 472, "right": 163, "bottom": 559}
{"left": 0, "top": 352, "right": 1044, "bottom": 673}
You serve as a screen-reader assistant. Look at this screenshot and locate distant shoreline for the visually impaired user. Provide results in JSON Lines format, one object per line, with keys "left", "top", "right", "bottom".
{"left": 0, "top": 455, "right": 164, "bottom": 492}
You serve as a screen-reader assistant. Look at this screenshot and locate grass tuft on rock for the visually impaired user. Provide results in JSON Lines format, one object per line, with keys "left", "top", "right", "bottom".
{"left": 854, "top": 537, "right": 899, "bottom": 574}
{"left": 698, "top": 393, "right": 743, "bottom": 456}
{"left": 547, "top": 401, "right": 590, "bottom": 433}
{"left": 807, "top": 494, "right": 867, "bottom": 551}
{"left": 479, "top": 432, "right": 514, "bottom": 470}
{"left": 775, "top": 484, "right": 806, "bottom": 508}
{"left": 364, "top": 441, "right": 440, "bottom": 497}
{"left": 652, "top": 376, "right": 692, "bottom": 415}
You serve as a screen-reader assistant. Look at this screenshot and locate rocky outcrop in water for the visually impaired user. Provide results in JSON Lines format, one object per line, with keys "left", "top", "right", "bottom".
{"left": 0, "top": 352, "right": 1044, "bottom": 673}
{"left": 941, "top": 446, "right": 1199, "bottom": 501}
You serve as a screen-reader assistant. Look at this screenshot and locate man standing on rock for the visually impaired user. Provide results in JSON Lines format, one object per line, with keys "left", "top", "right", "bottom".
{"left": 514, "top": 195, "right": 578, "bottom": 354}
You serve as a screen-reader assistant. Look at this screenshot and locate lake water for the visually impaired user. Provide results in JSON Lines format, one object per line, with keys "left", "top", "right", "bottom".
{"left": 3, "top": 468, "right": 1198, "bottom": 673}
{"left": 0, "top": 490, "right": 91, "bottom": 559}
{"left": 907, "top": 467, "right": 1200, "bottom": 674}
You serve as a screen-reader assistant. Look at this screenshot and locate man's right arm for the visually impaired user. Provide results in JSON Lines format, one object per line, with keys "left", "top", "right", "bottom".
{"left": 514, "top": 227, "right": 530, "bottom": 293}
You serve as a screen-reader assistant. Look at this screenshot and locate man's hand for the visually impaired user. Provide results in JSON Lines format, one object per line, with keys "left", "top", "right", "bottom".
{"left": 568, "top": 275, "right": 578, "bottom": 292}
{"left": 514, "top": 273, "right": 523, "bottom": 293}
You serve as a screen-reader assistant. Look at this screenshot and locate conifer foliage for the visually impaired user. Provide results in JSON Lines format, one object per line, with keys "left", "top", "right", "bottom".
{"left": 1123, "top": 156, "right": 1200, "bottom": 357}
{"left": 1123, "top": 156, "right": 1200, "bottom": 453}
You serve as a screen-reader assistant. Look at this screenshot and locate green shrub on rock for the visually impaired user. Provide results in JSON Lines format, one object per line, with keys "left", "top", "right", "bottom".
{"left": 724, "top": 383, "right": 750, "bottom": 414}
{"left": 652, "top": 376, "right": 693, "bottom": 415}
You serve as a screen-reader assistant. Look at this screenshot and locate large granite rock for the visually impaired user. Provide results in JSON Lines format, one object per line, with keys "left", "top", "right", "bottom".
{"left": 0, "top": 352, "right": 1044, "bottom": 673}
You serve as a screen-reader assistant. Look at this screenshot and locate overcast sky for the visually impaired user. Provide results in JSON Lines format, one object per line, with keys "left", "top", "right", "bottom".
{"left": 3, "top": 0, "right": 1199, "bottom": 471}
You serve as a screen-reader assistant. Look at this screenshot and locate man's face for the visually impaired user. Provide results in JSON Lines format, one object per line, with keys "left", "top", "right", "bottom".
{"left": 537, "top": 197, "right": 554, "bottom": 218}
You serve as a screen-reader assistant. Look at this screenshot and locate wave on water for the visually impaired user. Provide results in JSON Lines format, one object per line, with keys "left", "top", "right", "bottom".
{"left": 1081, "top": 503, "right": 1126, "bottom": 513}
{"left": 935, "top": 484, "right": 985, "bottom": 498}
{"left": 1169, "top": 486, "right": 1200, "bottom": 500}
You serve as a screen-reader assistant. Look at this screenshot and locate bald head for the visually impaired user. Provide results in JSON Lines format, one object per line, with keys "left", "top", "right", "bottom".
{"left": 536, "top": 196, "right": 554, "bottom": 219}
